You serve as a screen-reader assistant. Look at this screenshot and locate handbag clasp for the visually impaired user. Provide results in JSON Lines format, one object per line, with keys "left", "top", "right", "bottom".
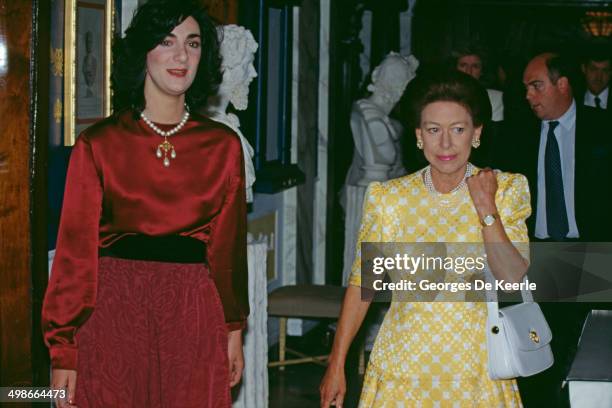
{"left": 529, "top": 330, "right": 540, "bottom": 343}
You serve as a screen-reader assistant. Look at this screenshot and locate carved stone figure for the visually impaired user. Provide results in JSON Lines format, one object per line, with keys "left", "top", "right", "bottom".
{"left": 345, "top": 52, "right": 419, "bottom": 187}
{"left": 207, "top": 27, "right": 268, "bottom": 408}
{"left": 343, "top": 52, "right": 419, "bottom": 285}
{"left": 206, "top": 24, "right": 258, "bottom": 203}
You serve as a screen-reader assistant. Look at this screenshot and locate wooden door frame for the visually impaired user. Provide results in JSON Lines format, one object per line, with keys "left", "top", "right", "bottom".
{"left": 0, "top": 0, "right": 50, "bottom": 389}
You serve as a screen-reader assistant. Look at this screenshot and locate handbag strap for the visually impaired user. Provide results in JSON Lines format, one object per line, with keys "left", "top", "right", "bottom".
{"left": 484, "top": 264, "right": 534, "bottom": 322}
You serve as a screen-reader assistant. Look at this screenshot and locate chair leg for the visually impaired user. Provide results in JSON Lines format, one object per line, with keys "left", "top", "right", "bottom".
{"left": 279, "top": 317, "right": 287, "bottom": 371}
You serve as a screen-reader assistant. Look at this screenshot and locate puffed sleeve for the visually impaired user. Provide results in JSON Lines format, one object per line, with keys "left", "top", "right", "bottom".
{"left": 41, "top": 135, "right": 103, "bottom": 370}
{"left": 207, "top": 139, "right": 249, "bottom": 331}
{"left": 497, "top": 172, "right": 531, "bottom": 259}
{"left": 348, "top": 182, "right": 383, "bottom": 287}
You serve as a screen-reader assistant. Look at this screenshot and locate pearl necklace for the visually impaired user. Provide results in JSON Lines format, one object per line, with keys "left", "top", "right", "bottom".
{"left": 140, "top": 107, "right": 190, "bottom": 167}
{"left": 424, "top": 163, "right": 474, "bottom": 200}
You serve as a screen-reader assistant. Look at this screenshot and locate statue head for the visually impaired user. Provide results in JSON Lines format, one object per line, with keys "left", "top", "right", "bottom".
{"left": 218, "top": 24, "right": 258, "bottom": 111}
{"left": 367, "top": 52, "right": 419, "bottom": 107}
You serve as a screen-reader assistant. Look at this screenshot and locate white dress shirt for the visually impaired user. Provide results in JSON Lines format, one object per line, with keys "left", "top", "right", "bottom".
{"left": 535, "top": 100, "right": 579, "bottom": 239}
{"left": 584, "top": 87, "right": 609, "bottom": 109}
{"left": 486, "top": 89, "right": 504, "bottom": 122}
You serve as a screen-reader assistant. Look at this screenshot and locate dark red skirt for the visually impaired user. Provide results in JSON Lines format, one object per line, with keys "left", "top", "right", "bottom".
{"left": 74, "top": 257, "right": 230, "bottom": 408}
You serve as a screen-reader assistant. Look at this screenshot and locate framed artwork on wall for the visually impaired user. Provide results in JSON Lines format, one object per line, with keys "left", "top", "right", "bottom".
{"left": 64, "top": 0, "right": 115, "bottom": 145}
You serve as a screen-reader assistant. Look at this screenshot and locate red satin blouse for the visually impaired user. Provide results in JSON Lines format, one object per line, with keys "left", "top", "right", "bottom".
{"left": 41, "top": 110, "right": 249, "bottom": 370}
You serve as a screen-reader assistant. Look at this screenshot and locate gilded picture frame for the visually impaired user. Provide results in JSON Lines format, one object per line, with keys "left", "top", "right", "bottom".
{"left": 63, "top": 0, "right": 114, "bottom": 146}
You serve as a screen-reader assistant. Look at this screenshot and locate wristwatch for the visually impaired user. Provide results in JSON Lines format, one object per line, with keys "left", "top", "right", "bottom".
{"left": 480, "top": 213, "right": 499, "bottom": 227}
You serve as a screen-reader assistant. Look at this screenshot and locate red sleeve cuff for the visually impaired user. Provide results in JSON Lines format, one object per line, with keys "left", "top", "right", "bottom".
{"left": 226, "top": 320, "right": 247, "bottom": 331}
{"left": 49, "top": 346, "right": 78, "bottom": 370}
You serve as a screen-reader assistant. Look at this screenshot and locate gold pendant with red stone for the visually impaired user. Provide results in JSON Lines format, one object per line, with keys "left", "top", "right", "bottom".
{"left": 156, "top": 137, "right": 176, "bottom": 167}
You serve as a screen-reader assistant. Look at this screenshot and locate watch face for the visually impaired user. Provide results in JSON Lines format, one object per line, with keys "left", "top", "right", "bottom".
{"left": 484, "top": 215, "right": 496, "bottom": 226}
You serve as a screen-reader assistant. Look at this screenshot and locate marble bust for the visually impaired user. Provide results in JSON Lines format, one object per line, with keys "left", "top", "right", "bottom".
{"left": 345, "top": 52, "right": 419, "bottom": 187}
{"left": 206, "top": 24, "right": 258, "bottom": 203}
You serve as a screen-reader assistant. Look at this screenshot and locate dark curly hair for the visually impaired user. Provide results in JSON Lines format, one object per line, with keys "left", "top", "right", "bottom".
{"left": 111, "top": 0, "right": 222, "bottom": 115}
{"left": 406, "top": 68, "right": 491, "bottom": 128}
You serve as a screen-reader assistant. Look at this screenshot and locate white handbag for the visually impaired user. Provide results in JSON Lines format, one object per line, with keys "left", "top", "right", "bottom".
{"left": 484, "top": 266, "right": 554, "bottom": 380}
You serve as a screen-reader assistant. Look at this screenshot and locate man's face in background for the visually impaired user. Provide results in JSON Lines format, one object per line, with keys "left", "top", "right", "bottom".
{"left": 582, "top": 59, "right": 611, "bottom": 95}
{"left": 457, "top": 54, "right": 483, "bottom": 80}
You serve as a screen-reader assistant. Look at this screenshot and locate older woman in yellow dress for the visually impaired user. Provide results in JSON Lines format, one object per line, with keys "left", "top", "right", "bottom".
{"left": 320, "top": 70, "right": 531, "bottom": 407}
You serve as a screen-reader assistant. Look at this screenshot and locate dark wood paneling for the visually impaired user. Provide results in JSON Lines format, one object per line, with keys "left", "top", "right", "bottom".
{"left": 202, "top": 0, "right": 238, "bottom": 24}
{"left": 0, "top": 0, "right": 34, "bottom": 388}
{"left": 31, "top": 0, "right": 51, "bottom": 387}
{"left": 0, "top": 0, "right": 49, "bottom": 392}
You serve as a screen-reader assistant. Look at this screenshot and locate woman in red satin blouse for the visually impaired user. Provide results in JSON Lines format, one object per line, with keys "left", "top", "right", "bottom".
{"left": 41, "top": 1, "right": 248, "bottom": 407}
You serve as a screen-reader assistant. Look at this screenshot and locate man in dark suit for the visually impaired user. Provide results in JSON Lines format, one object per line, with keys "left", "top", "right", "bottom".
{"left": 507, "top": 52, "right": 612, "bottom": 408}
{"left": 515, "top": 53, "right": 612, "bottom": 242}
{"left": 580, "top": 52, "right": 610, "bottom": 113}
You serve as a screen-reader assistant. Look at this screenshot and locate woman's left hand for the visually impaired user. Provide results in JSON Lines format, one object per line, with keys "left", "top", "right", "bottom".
{"left": 467, "top": 167, "right": 498, "bottom": 216}
{"left": 227, "top": 329, "right": 244, "bottom": 387}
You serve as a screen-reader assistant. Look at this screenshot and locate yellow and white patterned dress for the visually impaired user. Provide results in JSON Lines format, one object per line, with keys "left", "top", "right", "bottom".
{"left": 349, "top": 167, "right": 531, "bottom": 408}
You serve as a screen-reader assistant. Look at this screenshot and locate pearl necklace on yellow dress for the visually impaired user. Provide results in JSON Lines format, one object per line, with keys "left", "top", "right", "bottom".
{"left": 423, "top": 163, "right": 474, "bottom": 205}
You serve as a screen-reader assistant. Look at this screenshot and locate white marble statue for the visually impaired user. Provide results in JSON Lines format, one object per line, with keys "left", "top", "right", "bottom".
{"left": 207, "top": 27, "right": 267, "bottom": 408}
{"left": 206, "top": 24, "right": 258, "bottom": 203}
{"left": 342, "top": 52, "right": 419, "bottom": 286}
{"left": 345, "top": 52, "right": 419, "bottom": 187}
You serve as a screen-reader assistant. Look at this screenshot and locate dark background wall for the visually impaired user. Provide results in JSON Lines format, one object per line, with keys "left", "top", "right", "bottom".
{"left": 412, "top": 0, "right": 609, "bottom": 67}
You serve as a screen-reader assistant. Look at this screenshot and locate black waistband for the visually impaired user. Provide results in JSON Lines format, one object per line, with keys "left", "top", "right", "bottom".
{"left": 99, "top": 235, "right": 207, "bottom": 264}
